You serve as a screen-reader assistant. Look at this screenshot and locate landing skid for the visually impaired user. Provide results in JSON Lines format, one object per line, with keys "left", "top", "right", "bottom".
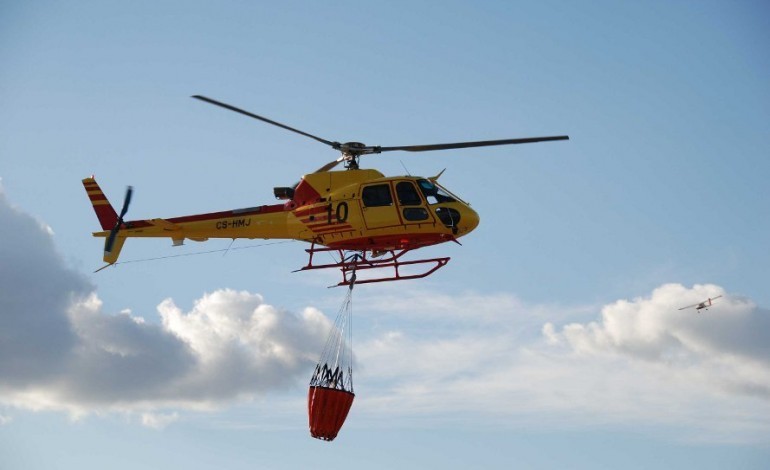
{"left": 295, "top": 243, "right": 450, "bottom": 287}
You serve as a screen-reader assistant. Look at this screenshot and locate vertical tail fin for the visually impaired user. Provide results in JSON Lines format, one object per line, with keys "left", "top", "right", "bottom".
{"left": 82, "top": 176, "right": 118, "bottom": 230}
{"left": 83, "top": 176, "right": 127, "bottom": 266}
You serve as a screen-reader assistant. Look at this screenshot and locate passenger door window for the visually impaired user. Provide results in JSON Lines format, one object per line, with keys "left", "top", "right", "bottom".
{"left": 396, "top": 181, "right": 430, "bottom": 223}
{"left": 396, "top": 181, "right": 422, "bottom": 206}
{"left": 362, "top": 184, "right": 393, "bottom": 207}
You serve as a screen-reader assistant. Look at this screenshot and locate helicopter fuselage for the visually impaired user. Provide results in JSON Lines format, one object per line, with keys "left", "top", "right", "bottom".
{"left": 85, "top": 169, "right": 479, "bottom": 264}
{"left": 84, "top": 94, "right": 566, "bottom": 279}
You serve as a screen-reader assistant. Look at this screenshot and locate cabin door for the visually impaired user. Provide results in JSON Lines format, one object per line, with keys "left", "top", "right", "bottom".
{"left": 360, "top": 183, "right": 399, "bottom": 230}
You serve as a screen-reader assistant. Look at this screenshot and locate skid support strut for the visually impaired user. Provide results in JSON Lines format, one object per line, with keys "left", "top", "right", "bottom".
{"left": 295, "top": 242, "right": 450, "bottom": 287}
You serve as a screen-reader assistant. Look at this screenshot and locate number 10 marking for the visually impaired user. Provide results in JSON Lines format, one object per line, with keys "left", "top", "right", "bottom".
{"left": 327, "top": 202, "right": 349, "bottom": 224}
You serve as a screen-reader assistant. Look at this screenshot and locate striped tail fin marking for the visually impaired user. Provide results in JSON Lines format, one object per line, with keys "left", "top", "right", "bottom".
{"left": 82, "top": 176, "right": 118, "bottom": 231}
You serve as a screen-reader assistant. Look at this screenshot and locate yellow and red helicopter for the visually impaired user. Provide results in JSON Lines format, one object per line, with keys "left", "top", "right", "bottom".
{"left": 83, "top": 96, "right": 568, "bottom": 285}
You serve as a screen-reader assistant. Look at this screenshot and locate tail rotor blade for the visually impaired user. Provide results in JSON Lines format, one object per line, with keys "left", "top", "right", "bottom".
{"left": 105, "top": 225, "right": 120, "bottom": 253}
{"left": 106, "top": 185, "right": 133, "bottom": 253}
{"left": 119, "top": 186, "right": 133, "bottom": 219}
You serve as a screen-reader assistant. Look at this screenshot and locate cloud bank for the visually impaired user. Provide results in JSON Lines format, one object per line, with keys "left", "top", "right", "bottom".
{"left": 351, "top": 285, "right": 770, "bottom": 443}
{"left": 0, "top": 189, "right": 330, "bottom": 417}
{"left": 545, "top": 283, "right": 770, "bottom": 399}
{"left": 2, "top": 189, "right": 769, "bottom": 443}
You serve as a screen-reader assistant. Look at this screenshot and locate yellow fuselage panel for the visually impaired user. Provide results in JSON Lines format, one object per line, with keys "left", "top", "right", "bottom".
{"left": 97, "top": 210, "right": 296, "bottom": 241}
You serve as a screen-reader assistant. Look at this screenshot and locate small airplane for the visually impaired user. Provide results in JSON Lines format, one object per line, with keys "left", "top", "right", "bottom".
{"left": 678, "top": 295, "right": 723, "bottom": 312}
{"left": 83, "top": 95, "right": 568, "bottom": 285}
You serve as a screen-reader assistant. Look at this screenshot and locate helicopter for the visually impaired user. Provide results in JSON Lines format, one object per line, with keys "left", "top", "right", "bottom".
{"left": 83, "top": 95, "right": 568, "bottom": 286}
{"left": 678, "top": 295, "right": 723, "bottom": 312}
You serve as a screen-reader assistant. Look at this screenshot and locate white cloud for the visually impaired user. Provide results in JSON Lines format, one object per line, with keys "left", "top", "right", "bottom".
{"left": 349, "top": 284, "right": 770, "bottom": 443}
{"left": 141, "top": 412, "right": 179, "bottom": 429}
{"left": 2, "top": 289, "right": 331, "bottom": 414}
{"left": 547, "top": 283, "right": 770, "bottom": 399}
{"left": 0, "top": 189, "right": 91, "bottom": 387}
{"left": 0, "top": 191, "right": 331, "bottom": 417}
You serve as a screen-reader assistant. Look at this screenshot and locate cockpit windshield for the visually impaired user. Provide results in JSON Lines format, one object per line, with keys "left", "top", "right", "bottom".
{"left": 417, "top": 179, "right": 457, "bottom": 205}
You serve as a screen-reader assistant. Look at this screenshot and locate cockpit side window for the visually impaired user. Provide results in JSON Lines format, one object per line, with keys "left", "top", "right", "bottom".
{"left": 417, "top": 179, "right": 456, "bottom": 205}
{"left": 396, "top": 181, "right": 422, "bottom": 206}
{"left": 362, "top": 184, "right": 393, "bottom": 207}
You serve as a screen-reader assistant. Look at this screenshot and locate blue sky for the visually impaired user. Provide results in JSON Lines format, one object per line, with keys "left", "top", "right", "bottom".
{"left": 1, "top": 1, "right": 769, "bottom": 468}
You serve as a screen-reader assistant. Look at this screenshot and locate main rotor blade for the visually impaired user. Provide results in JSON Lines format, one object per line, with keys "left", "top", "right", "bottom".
{"left": 313, "top": 158, "right": 344, "bottom": 173}
{"left": 376, "top": 135, "right": 569, "bottom": 153}
{"left": 192, "top": 95, "right": 339, "bottom": 149}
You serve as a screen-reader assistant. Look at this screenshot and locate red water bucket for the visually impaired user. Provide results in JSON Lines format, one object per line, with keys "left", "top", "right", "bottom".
{"left": 308, "top": 385, "right": 355, "bottom": 441}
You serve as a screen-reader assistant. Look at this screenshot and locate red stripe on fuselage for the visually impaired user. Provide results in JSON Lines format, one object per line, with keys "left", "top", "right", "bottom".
{"left": 167, "top": 204, "right": 285, "bottom": 224}
{"left": 300, "top": 216, "right": 333, "bottom": 224}
{"left": 122, "top": 203, "right": 287, "bottom": 228}
{"left": 294, "top": 206, "right": 329, "bottom": 217}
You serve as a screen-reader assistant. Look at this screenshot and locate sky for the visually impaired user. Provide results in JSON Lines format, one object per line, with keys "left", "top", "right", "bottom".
{"left": 1, "top": 1, "right": 769, "bottom": 468}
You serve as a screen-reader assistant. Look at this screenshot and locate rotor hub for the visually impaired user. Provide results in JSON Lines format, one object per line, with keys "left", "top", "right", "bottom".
{"left": 339, "top": 142, "right": 368, "bottom": 156}
{"left": 339, "top": 142, "right": 375, "bottom": 169}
